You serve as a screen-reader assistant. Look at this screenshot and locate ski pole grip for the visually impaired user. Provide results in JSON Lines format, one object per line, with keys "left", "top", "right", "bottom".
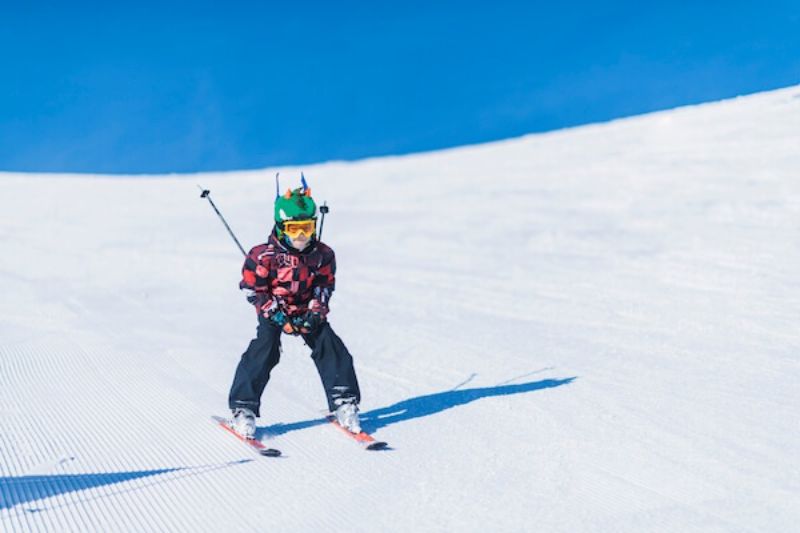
{"left": 318, "top": 201, "right": 329, "bottom": 240}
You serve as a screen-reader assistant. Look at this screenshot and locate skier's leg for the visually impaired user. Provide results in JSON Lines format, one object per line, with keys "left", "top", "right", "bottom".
{"left": 228, "top": 315, "right": 282, "bottom": 417}
{"left": 303, "top": 322, "right": 361, "bottom": 412}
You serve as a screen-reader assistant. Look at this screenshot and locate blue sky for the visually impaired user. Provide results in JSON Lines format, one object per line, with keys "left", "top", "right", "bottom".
{"left": 1, "top": 2, "right": 799, "bottom": 174}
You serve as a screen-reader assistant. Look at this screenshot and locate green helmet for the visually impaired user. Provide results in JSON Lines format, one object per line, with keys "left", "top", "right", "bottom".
{"left": 274, "top": 187, "right": 317, "bottom": 223}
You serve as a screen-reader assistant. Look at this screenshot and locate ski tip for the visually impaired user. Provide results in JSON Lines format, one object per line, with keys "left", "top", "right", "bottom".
{"left": 366, "top": 441, "right": 389, "bottom": 451}
{"left": 260, "top": 448, "right": 282, "bottom": 457}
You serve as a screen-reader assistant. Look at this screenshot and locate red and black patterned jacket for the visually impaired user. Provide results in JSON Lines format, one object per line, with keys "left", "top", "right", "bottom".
{"left": 240, "top": 232, "right": 336, "bottom": 317}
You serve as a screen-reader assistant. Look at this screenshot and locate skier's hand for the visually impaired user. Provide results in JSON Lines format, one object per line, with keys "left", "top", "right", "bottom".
{"left": 294, "top": 311, "right": 324, "bottom": 335}
{"left": 258, "top": 296, "right": 299, "bottom": 334}
{"left": 307, "top": 298, "right": 329, "bottom": 317}
{"left": 267, "top": 309, "right": 292, "bottom": 330}
{"left": 269, "top": 314, "right": 303, "bottom": 335}
{"left": 258, "top": 298, "right": 290, "bottom": 331}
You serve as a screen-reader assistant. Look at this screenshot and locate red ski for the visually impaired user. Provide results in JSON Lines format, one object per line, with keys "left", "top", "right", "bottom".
{"left": 327, "top": 416, "right": 388, "bottom": 450}
{"left": 211, "top": 415, "right": 282, "bottom": 457}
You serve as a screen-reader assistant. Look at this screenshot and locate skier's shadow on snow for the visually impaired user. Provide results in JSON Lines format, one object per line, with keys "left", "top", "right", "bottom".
{"left": 264, "top": 377, "right": 576, "bottom": 437}
{"left": 0, "top": 461, "right": 251, "bottom": 512}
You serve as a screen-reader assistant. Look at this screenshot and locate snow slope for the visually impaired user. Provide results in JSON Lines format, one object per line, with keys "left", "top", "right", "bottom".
{"left": 1, "top": 86, "right": 799, "bottom": 532}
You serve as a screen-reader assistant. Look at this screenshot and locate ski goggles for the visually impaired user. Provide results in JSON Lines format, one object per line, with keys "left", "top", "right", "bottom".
{"left": 282, "top": 218, "right": 316, "bottom": 238}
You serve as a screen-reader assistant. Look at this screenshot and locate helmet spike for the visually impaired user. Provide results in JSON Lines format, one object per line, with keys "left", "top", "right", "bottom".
{"left": 301, "top": 172, "right": 309, "bottom": 192}
{"left": 275, "top": 172, "right": 281, "bottom": 200}
{"left": 284, "top": 188, "right": 292, "bottom": 199}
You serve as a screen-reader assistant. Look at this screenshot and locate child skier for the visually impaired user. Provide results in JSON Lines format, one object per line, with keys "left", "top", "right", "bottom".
{"left": 227, "top": 179, "right": 362, "bottom": 438}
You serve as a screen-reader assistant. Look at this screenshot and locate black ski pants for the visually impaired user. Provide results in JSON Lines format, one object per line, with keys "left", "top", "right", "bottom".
{"left": 228, "top": 315, "right": 361, "bottom": 416}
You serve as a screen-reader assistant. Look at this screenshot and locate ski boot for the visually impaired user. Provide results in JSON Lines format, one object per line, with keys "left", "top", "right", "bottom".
{"left": 334, "top": 401, "right": 361, "bottom": 434}
{"left": 231, "top": 407, "right": 256, "bottom": 439}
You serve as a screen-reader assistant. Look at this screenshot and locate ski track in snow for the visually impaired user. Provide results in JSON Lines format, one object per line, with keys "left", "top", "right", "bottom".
{"left": 2, "top": 86, "right": 800, "bottom": 532}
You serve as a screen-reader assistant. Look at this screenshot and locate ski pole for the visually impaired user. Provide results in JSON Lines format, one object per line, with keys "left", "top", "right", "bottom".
{"left": 198, "top": 186, "right": 247, "bottom": 257}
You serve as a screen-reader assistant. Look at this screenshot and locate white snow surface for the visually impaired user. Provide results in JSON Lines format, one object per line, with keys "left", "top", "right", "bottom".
{"left": 1, "top": 86, "right": 799, "bottom": 533}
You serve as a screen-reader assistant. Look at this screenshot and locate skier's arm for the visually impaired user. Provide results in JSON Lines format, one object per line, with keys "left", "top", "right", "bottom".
{"left": 240, "top": 247, "right": 272, "bottom": 308}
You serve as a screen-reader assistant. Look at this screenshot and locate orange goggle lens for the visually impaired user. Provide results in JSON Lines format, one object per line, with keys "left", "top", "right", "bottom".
{"left": 282, "top": 219, "right": 316, "bottom": 238}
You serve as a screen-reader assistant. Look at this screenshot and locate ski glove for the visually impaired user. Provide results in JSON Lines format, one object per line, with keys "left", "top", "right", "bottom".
{"left": 262, "top": 310, "right": 323, "bottom": 336}
{"left": 266, "top": 312, "right": 316, "bottom": 336}
{"left": 296, "top": 311, "right": 324, "bottom": 334}
{"left": 271, "top": 310, "right": 293, "bottom": 332}
{"left": 307, "top": 298, "right": 329, "bottom": 317}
